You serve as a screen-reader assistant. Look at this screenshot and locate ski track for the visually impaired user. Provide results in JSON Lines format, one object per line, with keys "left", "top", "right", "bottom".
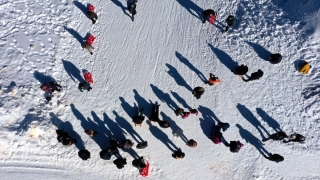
{"left": 0, "top": 0, "right": 320, "bottom": 179}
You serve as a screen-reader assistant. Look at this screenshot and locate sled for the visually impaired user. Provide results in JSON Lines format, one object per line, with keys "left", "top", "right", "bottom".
{"left": 140, "top": 161, "right": 149, "bottom": 177}
{"left": 84, "top": 71, "right": 94, "bottom": 84}
{"left": 88, "top": 4, "right": 95, "bottom": 12}
{"left": 208, "top": 15, "right": 216, "bottom": 24}
{"left": 86, "top": 34, "right": 96, "bottom": 45}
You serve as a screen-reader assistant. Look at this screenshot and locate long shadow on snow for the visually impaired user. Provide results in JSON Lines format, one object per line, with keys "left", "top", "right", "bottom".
{"left": 119, "top": 96, "right": 136, "bottom": 118}
{"left": 256, "top": 108, "right": 282, "bottom": 132}
{"left": 62, "top": 60, "right": 85, "bottom": 82}
{"left": 208, "top": 44, "right": 238, "bottom": 72}
{"left": 50, "top": 112, "right": 85, "bottom": 150}
{"left": 70, "top": 104, "right": 110, "bottom": 150}
{"left": 33, "top": 71, "right": 55, "bottom": 84}
{"left": 198, "top": 105, "right": 221, "bottom": 138}
{"left": 165, "top": 64, "right": 193, "bottom": 92}
{"left": 9, "top": 108, "right": 41, "bottom": 133}
{"left": 236, "top": 104, "right": 270, "bottom": 139}
{"left": 133, "top": 89, "right": 153, "bottom": 117}
{"left": 147, "top": 120, "right": 178, "bottom": 152}
{"left": 113, "top": 111, "right": 144, "bottom": 143}
{"left": 150, "top": 84, "right": 179, "bottom": 111}
{"left": 64, "top": 26, "right": 84, "bottom": 45}
{"left": 73, "top": 1, "right": 87, "bottom": 15}
{"left": 170, "top": 91, "right": 192, "bottom": 109}
{"left": 175, "top": 51, "right": 207, "bottom": 83}
{"left": 110, "top": 0, "right": 131, "bottom": 18}
{"left": 236, "top": 124, "right": 269, "bottom": 156}
{"left": 245, "top": 41, "right": 271, "bottom": 61}
{"left": 161, "top": 112, "right": 188, "bottom": 143}
{"left": 175, "top": 0, "right": 203, "bottom": 20}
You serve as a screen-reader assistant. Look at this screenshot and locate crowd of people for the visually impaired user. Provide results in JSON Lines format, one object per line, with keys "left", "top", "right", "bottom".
{"left": 38, "top": 1, "right": 308, "bottom": 173}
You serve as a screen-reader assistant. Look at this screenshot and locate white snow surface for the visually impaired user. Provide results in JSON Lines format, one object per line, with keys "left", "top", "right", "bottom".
{"left": 1, "top": 0, "right": 320, "bottom": 179}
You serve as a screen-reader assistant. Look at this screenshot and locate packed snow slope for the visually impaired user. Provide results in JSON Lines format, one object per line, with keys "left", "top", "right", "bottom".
{"left": 1, "top": 0, "right": 320, "bottom": 179}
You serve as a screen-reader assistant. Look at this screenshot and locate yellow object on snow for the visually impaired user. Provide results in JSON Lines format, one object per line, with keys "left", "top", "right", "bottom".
{"left": 298, "top": 62, "right": 311, "bottom": 74}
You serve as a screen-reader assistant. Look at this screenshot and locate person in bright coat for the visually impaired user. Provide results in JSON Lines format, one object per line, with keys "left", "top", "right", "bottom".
{"left": 207, "top": 73, "right": 221, "bottom": 85}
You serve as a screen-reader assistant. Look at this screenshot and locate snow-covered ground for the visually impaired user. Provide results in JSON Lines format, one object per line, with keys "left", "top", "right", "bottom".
{"left": 1, "top": 0, "right": 320, "bottom": 179}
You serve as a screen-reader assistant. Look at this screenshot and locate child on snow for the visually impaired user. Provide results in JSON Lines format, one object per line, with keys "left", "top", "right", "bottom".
{"left": 283, "top": 133, "right": 306, "bottom": 143}
{"left": 207, "top": 73, "right": 221, "bottom": 85}
{"left": 262, "top": 131, "right": 288, "bottom": 142}
{"left": 78, "top": 149, "right": 91, "bottom": 160}
{"left": 81, "top": 42, "right": 94, "bottom": 55}
{"left": 202, "top": 9, "right": 216, "bottom": 23}
{"left": 225, "top": 15, "right": 235, "bottom": 32}
{"left": 78, "top": 82, "right": 92, "bottom": 92}
{"left": 56, "top": 130, "right": 77, "bottom": 146}
{"left": 132, "top": 156, "right": 147, "bottom": 170}
{"left": 263, "top": 153, "right": 284, "bottom": 163}
{"left": 128, "top": 0, "right": 137, "bottom": 21}
{"left": 192, "top": 87, "right": 205, "bottom": 99}
{"left": 172, "top": 148, "right": 185, "bottom": 160}
{"left": 242, "top": 69, "right": 264, "bottom": 82}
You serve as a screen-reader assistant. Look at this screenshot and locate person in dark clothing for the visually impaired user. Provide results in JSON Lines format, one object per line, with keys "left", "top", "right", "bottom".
{"left": 78, "top": 149, "right": 91, "bottom": 160}
{"left": 149, "top": 104, "right": 160, "bottom": 123}
{"left": 210, "top": 129, "right": 222, "bottom": 144}
{"left": 202, "top": 9, "right": 216, "bottom": 23}
{"left": 41, "top": 81, "right": 62, "bottom": 94}
{"left": 283, "top": 133, "right": 306, "bottom": 143}
{"left": 174, "top": 108, "right": 190, "bottom": 119}
{"left": 132, "top": 107, "right": 145, "bottom": 126}
{"left": 81, "top": 42, "right": 94, "bottom": 55}
{"left": 232, "top": 64, "right": 248, "bottom": 75}
{"left": 172, "top": 148, "right": 185, "bottom": 160}
{"left": 262, "top": 131, "right": 288, "bottom": 142}
{"left": 263, "top": 153, "right": 284, "bottom": 163}
{"left": 78, "top": 82, "right": 92, "bottom": 92}
{"left": 84, "top": 129, "right": 98, "bottom": 137}
{"left": 189, "top": 108, "right": 198, "bottom": 115}
{"left": 224, "top": 141, "right": 244, "bottom": 153}
{"left": 56, "top": 130, "right": 77, "bottom": 146}
{"left": 218, "top": 122, "right": 230, "bottom": 132}
{"left": 269, "top": 53, "right": 282, "bottom": 64}
{"left": 110, "top": 138, "right": 120, "bottom": 148}
{"left": 225, "top": 15, "right": 235, "bottom": 32}
{"left": 113, "top": 158, "right": 127, "bottom": 169}
{"left": 87, "top": 11, "right": 98, "bottom": 24}
{"left": 100, "top": 147, "right": 119, "bottom": 160}
{"left": 119, "top": 139, "right": 134, "bottom": 149}
{"left": 132, "top": 156, "right": 146, "bottom": 170}
{"left": 243, "top": 69, "right": 264, "bottom": 82}
{"left": 128, "top": 0, "right": 137, "bottom": 21}
{"left": 186, "top": 139, "right": 197, "bottom": 148}
{"left": 136, "top": 141, "right": 148, "bottom": 149}
{"left": 157, "top": 120, "right": 170, "bottom": 128}
{"left": 192, "top": 87, "right": 204, "bottom": 99}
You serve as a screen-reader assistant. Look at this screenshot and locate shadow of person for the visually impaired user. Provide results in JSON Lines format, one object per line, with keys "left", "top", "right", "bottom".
{"left": 119, "top": 96, "right": 136, "bottom": 117}
{"left": 62, "top": 60, "right": 85, "bottom": 82}
{"left": 198, "top": 105, "right": 221, "bottom": 123}
{"left": 113, "top": 111, "right": 144, "bottom": 143}
{"left": 33, "top": 71, "right": 55, "bottom": 84}
{"left": 73, "top": 1, "right": 87, "bottom": 15}
{"left": 175, "top": 51, "right": 207, "bottom": 83}
{"left": 150, "top": 84, "right": 179, "bottom": 110}
{"left": 161, "top": 112, "right": 188, "bottom": 143}
{"left": 256, "top": 108, "right": 282, "bottom": 132}
{"left": 133, "top": 89, "right": 152, "bottom": 117}
{"left": 64, "top": 26, "right": 84, "bottom": 45}
{"left": 176, "top": 0, "right": 203, "bottom": 20}
{"left": 236, "top": 124, "right": 269, "bottom": 156}
{"left": 208, "top": 44, "right": 238, "bottom": 71}
{"left": 111, "top": 0, "right": 131, "bottom": 18}
{"left": 170, "top": 91, "right": 192, "bottom": 109}
{"left": 103, "top": 112, "right": 127, "bottom": 139}
{"left": 165, "top": 64, "right": 193, "bottom": 91}
{"left": 236, "top": 104, "right": 270, "bottom": 139}
{"left": 50, "top": 112, "right": 85, "bottom": 150}
{"left": 245, "top": 41, "right": 271, "bottom": 61}
{"left": 147, "top": 120, "right": 178, "bottom": 152}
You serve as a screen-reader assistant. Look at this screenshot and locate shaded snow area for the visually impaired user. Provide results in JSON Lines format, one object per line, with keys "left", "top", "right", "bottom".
{"left": 1, "top": 0, "right": 320, "bottom": 179}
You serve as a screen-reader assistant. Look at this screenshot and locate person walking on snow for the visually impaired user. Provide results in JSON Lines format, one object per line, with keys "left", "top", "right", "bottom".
{"left": 132, "top": 156, "right": 147, "bottom": 170}
{"left": 132, "top": 107, "right": 145, "bottom": 125}
{"left": 174, "top": 108, "right": 190, "bottom": 119}
{"left": 149, "top": 104, "right": 160, "bottom": 123}
{"left": 40, "top": 81, "right": 62, "bottom": 94}
{"left": 269, "top": 53, "right": 282, "bottom": 64}
{"left": 206, "top": 73, "right": 221, "bottom": 85}
{"left": 225, "top": 140, "right": 244, "bottom": 153}
{"left": 81, "top": 42, "right": 94, "bottom": 55}
{"left": 283, "top": 133, "right": 306, "bottom": 143}
{"left": 263, "top": 153, "right": 284, "bottom": 163}
{"left": 113, "top": 157, "right": 127, "bottom": 169}
{"left": 78, "top": 149, "right": 91, "bottom": 160}
{"left": 232, "top": 64, "right": 248, "bottom": 76}
{"left": 262, "top": 131, "right": 288, "bottom": 142}
{"left": 78, "top": 81, "right": 92, "bottom": 92}
{"left": 172, "top": 148, "right": 185, "bottom": 160}
{"left": 56, "top": 130, "right": 77, "bottom": 146}
{"left": 87, "top": 10, "right": 98, "bottom": 24}
{"left": 189, "top": 108, "right": 198, "bottom": 115}
{"left": 192, "top": 87, "right": 204, "bottom": 99}
{"left": 225, "top": 15, "right": 235, "bottom": 32}
{"left": 186, "top": 139, "right": 197, "bottom": 148}
{"left": 128, "top": 0, "right": 137, "bottom": 21}
{"left": 242, "top": 69, "right": 264, "bottom": 82}
{"left": 202, "top": 9, "right": 216, "bottom": 23}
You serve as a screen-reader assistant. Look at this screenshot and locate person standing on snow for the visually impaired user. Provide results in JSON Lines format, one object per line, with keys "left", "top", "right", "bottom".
{"left": 158, "top": 120, "right": 171, "bottom": 128}
{"left": 132, "top": 107, "right": 145, "bottom": 126}
{"left": 84, "top": 129, "right": 98, "bottom": 137}
{"left": 263, "top": 153, "right": 284, "bottom": 163}
{"left": 262, "top": 131, "right": 288, "bottom": 142}
{"left": 78, "top": 82, "right": 92, "bottom": 92}
{"left": 242, "top": 69, "right": 264, "bottom": 82}
{"left": 225, "top": 15, "right": 235, "bottom": 32}
{"left": 174, "top": 108, "right": 190, "bottom": 119}
{"left": 40, "top": 81, "right": 62, "bottom": 100}
{"left": 56, "top": 130, "right": 77, "bottom": 146}
{"left": 149, "top": 104, "right": 160, "bottom": 123}
{"left": 78, "top": 149, "right": 91, "bottom": 160}
{"left": 118, "top": 139, "right": 134, "bottom": 149}
{"left": 87, "top": 10, "right": 98, "bottom": 24}
{"left": 172, "top": 148, "right": 185, "bottom": 160}
{"left": 206, "top": 73, "right": 221, "bottom": 85}
{"left": 283, "top": 133, "right": 306, "bottom": 143}
{"left": 269, "top": 53, "right": 282, "bottom": 64}
{"left": 186, "top": 139, "right": 197, "bottom": 148}
{"left": 192, "top": 87, "right": 205, "bottom": 99}
{"left": 132, "top": 156, "right": 147, "bottom": 170}
{"left": 128, "top": 0, "right": 137, "bottom": 21}
{"left": 224, "top": 140, "right": 244, "bottom": 153}
{"left": 81, "top": 42, "right": 94, "bottom": 55}
{"left": 113, "top": 157, "right": 127, "bottom": 169}
{"left": 202, "top": 9, "right": 216, "bottom": 23}
{"left": 232, "top": 64, "right": 248, "bottom": 76}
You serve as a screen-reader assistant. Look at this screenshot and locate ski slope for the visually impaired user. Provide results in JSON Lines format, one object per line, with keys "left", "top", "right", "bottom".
{"left": 1, "top": 0, "right": 320, "bottom": 179}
